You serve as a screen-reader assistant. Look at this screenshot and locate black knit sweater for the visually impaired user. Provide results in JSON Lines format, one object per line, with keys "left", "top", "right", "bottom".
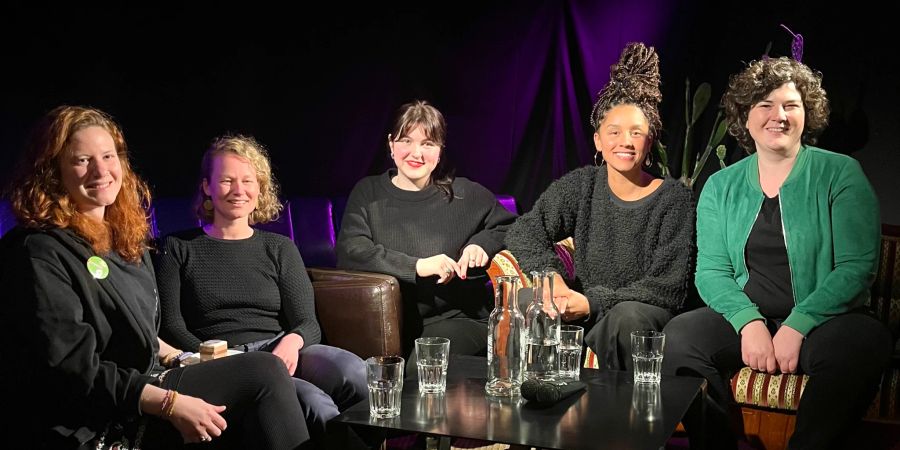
{"left": 506, "top": 166, "right": 695, "bottom": 321}
{"left": 336, "top": 170, "right": 517, "bottom": 320}
{"left": 155, "top": 228, "right": 320, "bottom": 351}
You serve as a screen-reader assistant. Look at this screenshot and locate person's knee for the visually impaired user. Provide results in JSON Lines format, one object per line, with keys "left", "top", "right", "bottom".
{"left": 303, "top": 345, "right": 365, "bottom": 376}
{"left": 238, "top": 352, "right": 297, "bottom": 396}
{"left": 661, "top": 311, "right": 715, "bottom": 375}
{"left": 301, "top": 345, "right": 367, "bottom": 399}
{"left": 243, "top": 351, "right": 290, "bottom": 378}
{"left": 607, "top": 301, "right": 669, "bottom": 334}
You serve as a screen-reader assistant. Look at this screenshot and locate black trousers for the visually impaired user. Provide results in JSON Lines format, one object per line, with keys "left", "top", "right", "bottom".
{"left": 663, "top": 307, "right": 891, "bottom": 450}
{"left": 404, "top": 316, "right": 488, "bottom": 377}
{"left": 584, "top": 301, "right": 672, "bottom": 371}
{"left": 146, "top": 351, "right": 311, "bottom": 450}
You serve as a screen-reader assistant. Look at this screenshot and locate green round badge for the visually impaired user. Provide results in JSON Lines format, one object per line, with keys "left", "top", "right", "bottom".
{"left": 87, "top": 256, "right": 109, "bottom": 280}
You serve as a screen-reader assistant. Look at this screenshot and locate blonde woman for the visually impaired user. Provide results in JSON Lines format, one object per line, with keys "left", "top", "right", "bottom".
{"left": 156, "top": 135, "right": 366, "bottom": 440}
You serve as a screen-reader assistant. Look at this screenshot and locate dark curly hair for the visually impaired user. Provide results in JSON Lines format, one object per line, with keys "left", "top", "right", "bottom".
{"left": 722, "top": 57, "right": 830, "bottom": 152}
{"left": 589, "top": 42, "right": 662, "bottom": 140}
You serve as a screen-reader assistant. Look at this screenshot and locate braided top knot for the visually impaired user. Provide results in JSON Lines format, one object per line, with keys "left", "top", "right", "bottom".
{"left": 590, "top": 42, "right": 662, "bottom": 139}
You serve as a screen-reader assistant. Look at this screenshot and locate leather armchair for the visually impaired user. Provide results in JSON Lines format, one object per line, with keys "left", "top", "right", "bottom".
{"left": 309, "top": 267, "right": 403, "bottom": 360}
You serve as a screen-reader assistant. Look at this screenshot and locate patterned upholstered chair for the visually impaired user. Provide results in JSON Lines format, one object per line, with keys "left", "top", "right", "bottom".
{"left": 488, "top": 226, "right": 900, "bottom": 450}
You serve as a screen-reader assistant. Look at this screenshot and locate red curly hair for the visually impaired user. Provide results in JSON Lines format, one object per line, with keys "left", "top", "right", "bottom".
{"left": 8, "top": 105, "right": 151, "bottom": 262}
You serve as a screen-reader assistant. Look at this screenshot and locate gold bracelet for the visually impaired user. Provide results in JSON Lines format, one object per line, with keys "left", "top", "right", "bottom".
{"left": 164, "top": 391, "right": 179, "bottom": 418}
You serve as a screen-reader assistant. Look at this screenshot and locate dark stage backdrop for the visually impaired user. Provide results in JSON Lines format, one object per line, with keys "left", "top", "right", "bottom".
{"left": 1, "top": 1, "right": 896, "bottom": 222}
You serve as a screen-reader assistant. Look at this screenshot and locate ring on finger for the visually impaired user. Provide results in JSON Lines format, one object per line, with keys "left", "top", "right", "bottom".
{"left": 200, "top": 436, "right": 211, "bottom": 442}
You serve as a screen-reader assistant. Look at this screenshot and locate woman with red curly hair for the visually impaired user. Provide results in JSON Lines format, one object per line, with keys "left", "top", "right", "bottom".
{"left": 0, "top": 105, "right": 310, "bottom": 449}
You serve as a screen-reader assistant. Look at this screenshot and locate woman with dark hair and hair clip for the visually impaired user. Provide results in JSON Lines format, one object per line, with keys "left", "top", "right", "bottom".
{"left": 0, "top": 106, "right": 310, "bottom": 449}
{"left": 505, "top": 43, "right": 695, "bottom": 371}
{"left": 336, "top": 100, "right": 517, "bottom": 371}
{"left": 663, "top": 57, "right": 891, "bottom": 450}
{"left": 155, "top": 135, "right": 366, "bottom": 442}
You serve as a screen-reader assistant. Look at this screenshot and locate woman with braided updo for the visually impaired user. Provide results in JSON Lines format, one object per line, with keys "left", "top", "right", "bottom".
{"left": 506, "top": 42, "right": 695, "bottom": 371}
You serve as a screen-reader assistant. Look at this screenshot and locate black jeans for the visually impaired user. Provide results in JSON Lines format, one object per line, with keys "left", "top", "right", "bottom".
{"left": 149, "top": 351, "right": 311, "bottom": 449}
{"left": 663, "top": 307, "right": 891, "bottom": 450}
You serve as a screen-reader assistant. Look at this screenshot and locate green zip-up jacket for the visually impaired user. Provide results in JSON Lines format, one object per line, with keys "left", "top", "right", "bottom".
{"left": 696, "top": 145, "right": 880, "bottom": 335}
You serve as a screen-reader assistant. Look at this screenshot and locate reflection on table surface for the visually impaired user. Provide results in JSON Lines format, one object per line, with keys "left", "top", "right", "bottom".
{"left": 335, "top": 355, "right": 705, "bottom": 450}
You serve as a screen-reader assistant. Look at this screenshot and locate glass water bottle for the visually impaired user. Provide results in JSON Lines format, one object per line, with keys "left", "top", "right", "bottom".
{"left": 486, "top": 275, "right": 525, "bottom": 396}
{"left": 523, "top": 270, "right": 561, "bottom": 381}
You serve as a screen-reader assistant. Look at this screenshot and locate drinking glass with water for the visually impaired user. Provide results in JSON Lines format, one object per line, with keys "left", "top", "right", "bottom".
{"left": 415, "top": 337, "right": 450, "bottom": 394}
{"left": 366, "top": 356, "right": 405, "bottom": 418}
{"left": 558, "top": 325, "right": 584, "bottom": 380}
{"left": 631, "top": 331, "right": 665, "bottom": 384}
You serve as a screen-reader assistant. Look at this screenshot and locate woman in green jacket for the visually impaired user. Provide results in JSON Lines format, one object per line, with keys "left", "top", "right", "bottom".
{"left": 663, "top": 57, "right": 891, "bottom": 450}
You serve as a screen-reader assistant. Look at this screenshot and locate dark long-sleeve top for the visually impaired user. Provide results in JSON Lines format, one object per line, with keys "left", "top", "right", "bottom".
{"left": 0, "top": 227, "right": 160, "bottom": 442}
{"left": 155, "top": 228, "right": 320, "bottom": 352}
{"left": 505, "top": 166, "right": 695, "bottom": 321}
{"left": 336, "top": 169, "right": 517, "bottom": 320}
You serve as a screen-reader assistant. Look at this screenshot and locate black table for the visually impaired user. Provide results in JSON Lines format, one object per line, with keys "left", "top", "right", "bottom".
{"left": 334, "top": 355, "right": 706, "bottom": 450}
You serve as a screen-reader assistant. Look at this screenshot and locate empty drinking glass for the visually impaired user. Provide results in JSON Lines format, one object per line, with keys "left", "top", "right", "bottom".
{"left": 366, "top": 356, "right": 405, "bottom": 418}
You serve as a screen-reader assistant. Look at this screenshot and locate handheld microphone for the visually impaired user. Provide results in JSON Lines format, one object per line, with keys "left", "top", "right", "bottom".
{"left": 521, "top": 379, "right": 587, "bottom": 406}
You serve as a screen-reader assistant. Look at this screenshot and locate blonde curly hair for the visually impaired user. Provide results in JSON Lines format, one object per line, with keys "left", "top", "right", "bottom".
{"left": 195, "top": 135, "right": 282, "bottom": 225}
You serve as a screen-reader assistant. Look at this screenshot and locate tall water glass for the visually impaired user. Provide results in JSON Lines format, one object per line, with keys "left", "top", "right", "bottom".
{"left": 415, "top": 337, "right": 450, "bottom": 394}
{"left": 366, "top": 356, "right": 405, "bottom": 418}
{"left": 558, "top": 325, "right": 584, "bottom": 380}
{"left": 631, "top": 331, "right": 665, "bottom": 384}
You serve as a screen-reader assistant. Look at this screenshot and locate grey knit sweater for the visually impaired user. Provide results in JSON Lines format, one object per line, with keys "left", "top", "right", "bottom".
{"left": 506, "top": 166, "right": 695, "bottom": 321}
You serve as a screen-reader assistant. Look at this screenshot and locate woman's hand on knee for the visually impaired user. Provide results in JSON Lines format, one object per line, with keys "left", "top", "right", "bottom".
{"left": 272, "top": 333, "right": 303, "bottom": 375}
{"left": 740, "top": 320, "right": 777, "bottom": 373}
{"left": 168, "top": 394, "right": 228, "bottom": 444}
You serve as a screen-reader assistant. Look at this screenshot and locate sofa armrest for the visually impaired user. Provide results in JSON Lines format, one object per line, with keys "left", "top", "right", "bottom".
{"left": 308, "top": 268, "right": 402, "bottom": 360}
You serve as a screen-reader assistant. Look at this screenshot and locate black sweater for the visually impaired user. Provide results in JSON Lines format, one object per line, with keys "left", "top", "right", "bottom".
{"left": 505, "top": 166, "right": 695, "bottom": 320}
{"left": 155, "top": 228, "right": 320, "bottom": 351}
{"left": 0, "top": 227, "right": 159, "bottom": 442}
{"left": 336, "top": 170, "right": 517, "bottom": 320}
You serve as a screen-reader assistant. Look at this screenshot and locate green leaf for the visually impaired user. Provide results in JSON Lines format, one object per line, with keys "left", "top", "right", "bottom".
{"left": 691, "top": 83, "right": 711, "bottom": 126}
{"left": 710, "top": 114, "right": 728, "bottom": 147}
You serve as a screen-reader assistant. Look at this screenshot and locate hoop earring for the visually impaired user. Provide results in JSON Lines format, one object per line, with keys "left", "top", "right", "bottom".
{"left": 644, "top": 151, "right": 653, "bottom": 168}
{"left": 594, "top": 151, "right": 605, "bottom": 167}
